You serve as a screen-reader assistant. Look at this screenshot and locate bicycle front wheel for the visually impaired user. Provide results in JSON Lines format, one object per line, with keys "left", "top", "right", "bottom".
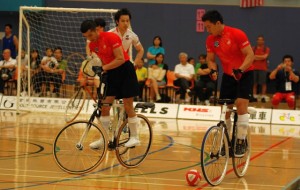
{"left": 233, "top": 127, "right": 251, "bottom": 177}
{"left": 201, "top": 125, "right": 229, "bottom": 186}
{"left": 65, "top": 87, "right": 86, "bottom": 123}
{"left": 53, "top": 120, "right": 108, "bottom": 174}
{"left": 115, "top": 114, "right": 152, "bottom": 168}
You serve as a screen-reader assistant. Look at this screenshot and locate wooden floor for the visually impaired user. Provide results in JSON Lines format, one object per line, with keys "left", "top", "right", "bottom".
{"left": 0, "top": 110, "right": 299, "bottom": 190}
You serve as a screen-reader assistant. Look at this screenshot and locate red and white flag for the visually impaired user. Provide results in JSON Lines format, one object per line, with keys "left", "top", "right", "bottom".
{"left": 240, "top": 0, "right": 264, "bottom": 8}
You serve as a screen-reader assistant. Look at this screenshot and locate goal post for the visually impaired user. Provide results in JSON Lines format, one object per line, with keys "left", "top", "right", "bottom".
{"left": 16, "top": 6, "right": 118, "bottom": 113}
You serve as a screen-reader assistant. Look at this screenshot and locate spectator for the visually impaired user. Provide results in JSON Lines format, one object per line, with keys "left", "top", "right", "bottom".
{"left": 17, "top": 49, "right": 29, "bottom": 96}
{"left": 0, "top": 49, "right": 17, "bottom": 95}
{"left": 156, "top": 53, "right": 169, "bottom": 82}
{"left": 135, "top": 58, "right": 148, "bottom": 101}
{"left": 252, "top": 35, "right": 270, "bottom": 103}
{"left": 148, "top": 54, "right": 167, "bottom": 102}
{"left": 194, "top": 54, "right": 216, "bottom": 105}
{"left": 40, "top": 47, "right": 59, "bottom": 97}
{"left": 2, "top": 24, "right": 18, "bottom": 59}
{"left": 193, "top": 54, "right": 204, "bottom": 80}
{"left": 269, "top": 55, "right": 299, "bottom": 109}
{"left": 109, "top": 8, "right": 144, "bottom": 64}
{"left": 188, "top": 57, "right": 195, "bottom": 66}
{"left": 29, "top": 49, "right": 42, "bottom": 97}
{"left": 174, "top": 52, "right": 195, "bottom": 103}
{"left": 146, "top": 36, "right": 165, "bottom": 66}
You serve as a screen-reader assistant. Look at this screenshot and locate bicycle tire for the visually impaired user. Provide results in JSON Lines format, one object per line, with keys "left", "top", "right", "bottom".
{"left": 115, "top": 114, "right": 152, "bottom": 168}
{"left": 201, "top": 125, "right": 229, "bottom": 186}
{"left": 65, "top": 87, "right": 86, "bottom": 123}
{"left": 53, "top": 120, "right": 108, "bottom": 174}
{"left": 232, "top": 127, "right": 251, "bottom": 177}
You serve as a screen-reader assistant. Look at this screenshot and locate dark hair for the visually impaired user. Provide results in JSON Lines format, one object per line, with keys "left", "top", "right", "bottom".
{"left": 30, "top": 49, "right": 41, "bottom": 65}
{"left": 80, "top": 20, "right": 97, "bottom": 33}
{"left": 202, "top": 10, "right": 224, "bottom": 24}
{"left": 114, "top": 8, "right": 132, "bottom": 24}
{"left": 5, "top": 24, "right": 12, "bottom": 29}
{"left": 198, "top": 54, "right": 207, "bottom": 59}
{"left": 188, "top": 57, "right": 195, "bottom": 63}
{"left": 54, "top": 47, "right": 62, "bottom": 53}
{"left": 282, "top": 54, "right": 294, "bottom": 62}
{"left": 45, "top": 47, "right": 53, "bottom": 52}
{"left": 155, "top": 53, "right": 164, "bottom": 65}
{"left": 153, "top": 36, "right": 163, "bottom": 47}
{"left": 94, "top": 18, "right": 106, "bottom": 28}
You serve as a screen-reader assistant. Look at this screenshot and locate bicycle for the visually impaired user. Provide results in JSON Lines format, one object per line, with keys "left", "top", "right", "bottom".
{"left": 200, "top": 99, "right": 257, "bottom": 186}
{"left": 53, "top": 66, "right": 154, "bottom": 174}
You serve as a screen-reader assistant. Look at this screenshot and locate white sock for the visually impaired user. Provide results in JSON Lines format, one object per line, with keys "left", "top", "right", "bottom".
{"left": 99, "top": 116, "right": 110, "bottom": 134}
{"left": 225, "top": 118, "right": 232, "bottom": 140}
{"left": 237, "top": 114, "right": 249, "bottom": 139}
{"left": 128, "top": 116, "right": 139, "bottom": 138}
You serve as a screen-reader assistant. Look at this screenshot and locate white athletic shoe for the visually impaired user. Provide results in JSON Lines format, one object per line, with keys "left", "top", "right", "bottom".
{"left": 89, "top": 138, "right": 104, "bottom": 149}
{"left": 124, "top": 137, "right": 140, "bottom": 147}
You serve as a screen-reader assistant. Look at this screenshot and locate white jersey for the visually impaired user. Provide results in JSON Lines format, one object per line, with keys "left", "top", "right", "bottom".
{"left": 41, "top": 56, "right": 58, "bottom": 68}
{"left": 174, "top": 63, "right": 195, "bottom": 79}
{"left": 109, "top": 27, "right": 141, "bottom": 53}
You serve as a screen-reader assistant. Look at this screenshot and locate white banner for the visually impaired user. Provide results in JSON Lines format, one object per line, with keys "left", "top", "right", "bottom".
{"left": 249, "top": 108, "right": 272, "bottom": 124}
{"left": 177, "top": 119, "right": 214, "bottom": 132}
{"left": 134, "top": 102, "right": 178, "bottom": 118}
{"left": 177, "top": 105, "right": 221, "bottom": 121}
{"left": 271, "top": 109, "right": 300, "bottom": 125}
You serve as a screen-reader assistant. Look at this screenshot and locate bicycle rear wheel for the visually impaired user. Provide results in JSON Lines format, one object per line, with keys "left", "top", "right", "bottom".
{"left": 115, "top": 114, "right": 152, "bottom": 168}
{"left": 201, "top": 125, "right": 229, "bottom": 186}
{"left": 53, "top": 120, "right": 108, "bottom": 174}
{"left": 233, "top": 127, "right": 251, "bottom": 177}
{"left": 65, "top": 87, "right": 86, "bottom": 123}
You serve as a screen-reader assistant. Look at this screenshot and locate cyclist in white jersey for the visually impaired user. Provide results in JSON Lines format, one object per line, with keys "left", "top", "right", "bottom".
{"left": 109, "top": 8, "right": 144, "bottom": 64}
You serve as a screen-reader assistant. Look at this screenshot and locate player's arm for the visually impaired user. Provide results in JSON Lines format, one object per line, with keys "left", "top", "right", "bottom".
{"left": 239, "top": 45, "right": 255, "bottom": 72}
{"left": 102, "top": 46, "right": 125, "bottom": 71}
{"left": 206, "top": 52, "right": 218, "bottom": 81}
{"left": 134, "top": 43, "right": 144, "bottom": 65}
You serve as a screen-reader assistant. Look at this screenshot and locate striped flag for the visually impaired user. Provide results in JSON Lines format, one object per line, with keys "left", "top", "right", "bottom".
{"left": 240, "top": 0, "right": 264, "bottom": 8}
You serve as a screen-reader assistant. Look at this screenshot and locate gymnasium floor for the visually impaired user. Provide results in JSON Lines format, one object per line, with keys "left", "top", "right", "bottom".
{"left": 0, "top": 110, "right": 299, "bottom": 190}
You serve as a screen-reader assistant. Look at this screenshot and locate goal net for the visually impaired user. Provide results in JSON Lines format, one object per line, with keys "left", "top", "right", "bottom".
{"left": 16, "top": 6, "right": 118, "bottom": 112}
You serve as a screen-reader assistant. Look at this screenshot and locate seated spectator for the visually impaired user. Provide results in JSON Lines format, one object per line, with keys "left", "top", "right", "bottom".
{"left": 194, "top": 54, "right": 204, "bottom": 80}
{"left": 146, "top": 35, "right": 165, "bottom": 66}
{"left": 17, "top": 49, "right": 29, "bottom": 96}
{"left": 29, "top": 49, "right": 42, "bottom": 96}
{"left": 269, "top": 54, "right": 299, "bottom": 109}
{"left": 194, "top": 54, "right": 215, "bottom": 105}
{"left": 174, "top": 52, "right": 195, "bottom": 103}
{"left": 156, "top": 53, "right": 169, "bottom": 83}
{"left": 135, "top": 58, "right": 147, "bottom": 101}
{"left": 148, "top": 54, "right": 167, "bottom": 102}
{"left": 0, "top": 49, "right": 17, "bottom": 95}
{"left": 188, "top": 57, "right": 195, "bottom": 67}
{"left": 40, "top": 47, "right": 59, "bottom": 97}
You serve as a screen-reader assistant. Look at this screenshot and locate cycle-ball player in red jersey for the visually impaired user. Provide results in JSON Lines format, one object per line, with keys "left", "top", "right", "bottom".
{"left": 80, "top": 20, "right": 140, "bottom": 148}
{"left": 202, "top": 10, "right": 255, "bottom": 157}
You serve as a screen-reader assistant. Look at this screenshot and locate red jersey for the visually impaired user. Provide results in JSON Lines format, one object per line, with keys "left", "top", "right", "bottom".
{"left": 89, "top": 32, "right": 129, "bottom": 65}
{"left": 206, "top": 26, "right": 253, "bottom": 75}
{"left": 252, "top": 46, "right": 270, "bottom": 71}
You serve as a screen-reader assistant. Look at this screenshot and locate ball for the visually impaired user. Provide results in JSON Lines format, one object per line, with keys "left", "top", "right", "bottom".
{"left": 185, "top": 169, "right": 201, "bottom": 186}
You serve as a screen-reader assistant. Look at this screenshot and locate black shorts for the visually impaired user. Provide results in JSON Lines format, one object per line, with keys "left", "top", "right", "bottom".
{"left": 219, "top": 71, "right": 254, "bottom": 100}
{"left": 106, "top": 61, "right": 139, "bottom": 99}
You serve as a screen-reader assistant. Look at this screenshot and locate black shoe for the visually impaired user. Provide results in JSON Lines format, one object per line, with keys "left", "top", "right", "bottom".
{"left": 235, "top": 139, "right": 246, "bottom": 157}
{"left": 261, "top": 97, "right": 266, "bottom": 103}
{"left": 187, "top": 90, "right": 193, "bottom": 97}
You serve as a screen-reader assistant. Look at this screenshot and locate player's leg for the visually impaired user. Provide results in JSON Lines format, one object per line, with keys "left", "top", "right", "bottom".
{"left": 89, "top": 95, "right": 114, "bottom": 149}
